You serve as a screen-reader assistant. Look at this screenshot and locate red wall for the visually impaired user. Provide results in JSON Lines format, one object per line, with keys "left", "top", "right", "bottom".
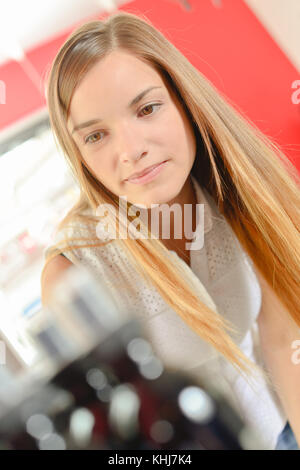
{"left": 0, "top": 0, "right": 299, "bottom": 169}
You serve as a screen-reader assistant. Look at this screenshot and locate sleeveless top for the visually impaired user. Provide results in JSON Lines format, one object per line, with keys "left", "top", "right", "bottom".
{"left": 44, "top": 174, "right": 287, "bottom": 449}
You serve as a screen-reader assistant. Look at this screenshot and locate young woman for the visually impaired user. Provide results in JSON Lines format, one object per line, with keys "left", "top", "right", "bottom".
{"left": 41, "top": 11, "right": 300, "bottom": 450}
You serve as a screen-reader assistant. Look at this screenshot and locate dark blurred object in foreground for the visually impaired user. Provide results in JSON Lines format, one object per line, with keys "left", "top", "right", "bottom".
{"left": 0, "top": 265, "right": 262, "bottom": 450}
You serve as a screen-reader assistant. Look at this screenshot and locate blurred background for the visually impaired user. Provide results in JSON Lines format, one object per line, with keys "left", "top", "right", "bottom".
{"left": 0, "top": 0, "right": 299, "bottom": 391}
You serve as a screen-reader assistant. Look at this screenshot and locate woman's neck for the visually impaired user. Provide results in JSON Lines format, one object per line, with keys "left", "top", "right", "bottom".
{"left": 151, "top": 174, "right": 198, "bottom": 254}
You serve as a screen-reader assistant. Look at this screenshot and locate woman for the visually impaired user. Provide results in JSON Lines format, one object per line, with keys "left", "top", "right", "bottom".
{"left": 41, "top": 11, "right": 300, "bottom": 450}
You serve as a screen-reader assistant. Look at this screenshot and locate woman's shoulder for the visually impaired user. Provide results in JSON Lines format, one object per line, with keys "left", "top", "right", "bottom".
{"left": 44, "top": 205, "right": 112, "bottom": 261}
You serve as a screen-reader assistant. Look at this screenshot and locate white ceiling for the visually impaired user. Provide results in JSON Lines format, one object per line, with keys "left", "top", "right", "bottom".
{"left": 0, "top": 0, "right": 130, "bottom": 64}
{"left": 244, "top": 0, "right": 300, "bottom": 72}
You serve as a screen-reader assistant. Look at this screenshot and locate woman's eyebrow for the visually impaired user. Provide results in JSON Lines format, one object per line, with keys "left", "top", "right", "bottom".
{"left": 71, "top": 86, "right": 163, "bottom": 134}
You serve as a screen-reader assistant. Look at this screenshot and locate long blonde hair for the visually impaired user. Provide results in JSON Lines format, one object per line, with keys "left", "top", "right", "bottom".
{"left": 42, "top": 10, "right": 300, "bottom": 389}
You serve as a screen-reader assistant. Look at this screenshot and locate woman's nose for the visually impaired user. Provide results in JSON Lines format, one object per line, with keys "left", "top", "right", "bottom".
{"left": 115, "top": 125, "right": 147, "bottom": 163}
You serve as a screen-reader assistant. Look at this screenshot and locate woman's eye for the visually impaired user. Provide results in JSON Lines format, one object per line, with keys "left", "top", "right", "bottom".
{"left": 139, "top": 103, "right": 162, "bottom": 117}
{"left": 85, "top": 131, "right": 104, "bottom": 145}
{"left": 84, "top": 104, "right": 162, "bottom": 145}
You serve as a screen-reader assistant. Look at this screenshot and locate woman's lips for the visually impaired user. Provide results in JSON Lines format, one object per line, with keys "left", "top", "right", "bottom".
{"left": 126, "top": 160, "right": 168, "bottom": 185}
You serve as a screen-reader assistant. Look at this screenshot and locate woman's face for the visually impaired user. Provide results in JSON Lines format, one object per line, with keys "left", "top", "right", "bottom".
{"left": 68, "top": 50, "right": 197, "bottom": 209}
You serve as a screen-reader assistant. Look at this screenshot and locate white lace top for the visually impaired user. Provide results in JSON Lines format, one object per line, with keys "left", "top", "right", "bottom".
{"left": 44, "top": 174, "right": 287, "bottom": 449}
